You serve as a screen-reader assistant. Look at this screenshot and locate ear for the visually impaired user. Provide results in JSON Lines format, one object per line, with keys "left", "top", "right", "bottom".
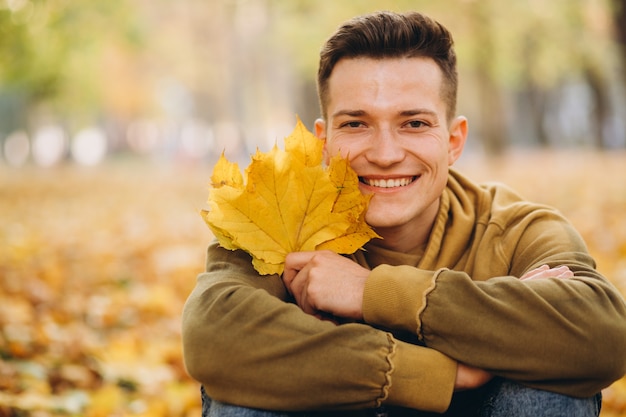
{"left": 447, "top": 116, "right": 468, "bottom": 166}
{"left": 314, "top": 118, "right": 329, "bottom": 161}
{"left": 314, "top": 118, "right": 326, "bottom": 139}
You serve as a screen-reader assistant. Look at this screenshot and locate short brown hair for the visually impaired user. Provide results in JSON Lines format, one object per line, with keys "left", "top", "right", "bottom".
{"left": 317, "top": 11, "right": 458, "bottom": 121}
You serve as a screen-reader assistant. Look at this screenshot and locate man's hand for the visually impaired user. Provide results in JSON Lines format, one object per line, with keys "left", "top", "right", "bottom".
{"left": 282, "top": 251, "right": 370, "bottom": 320}
{"left": 455, "top": 362, "right": 493, "bottom": 391}
{"left": 520, "top": 264, "right": 574, "bottom": 281}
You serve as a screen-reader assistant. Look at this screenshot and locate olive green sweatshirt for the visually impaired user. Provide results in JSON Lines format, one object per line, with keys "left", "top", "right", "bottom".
{"left": 182, "top": 169, "right": 626, "bottom": 413}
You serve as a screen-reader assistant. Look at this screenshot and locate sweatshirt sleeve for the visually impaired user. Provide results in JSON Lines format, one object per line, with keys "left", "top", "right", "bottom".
{"left": 362, "top": 212, "right": 626, "bottom": 398}
{"left": 181, "top": 241, "right": 457, "bottom": 413}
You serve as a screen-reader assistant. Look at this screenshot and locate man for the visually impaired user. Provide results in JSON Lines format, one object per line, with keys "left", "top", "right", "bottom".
{"left": 182, "top": 11, "right": 626, "bottom": 416}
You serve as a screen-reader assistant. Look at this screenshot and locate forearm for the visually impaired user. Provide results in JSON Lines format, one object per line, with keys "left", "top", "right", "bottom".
{"left": 182, "top": 244, "right": 457, "bottom": 412}
{"left": 423, "top": 267, "right": 626, "bottom": 396}
{"left": 182, "top": 279, "right": 376, "bottom": 410}
{"left": 363, "top": 261, "right": 626, "bottom": 397}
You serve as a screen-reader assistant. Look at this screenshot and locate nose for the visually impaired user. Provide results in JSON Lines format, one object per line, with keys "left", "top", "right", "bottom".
{"left": 365, "top": 127, "right": 405, "bottom": 167}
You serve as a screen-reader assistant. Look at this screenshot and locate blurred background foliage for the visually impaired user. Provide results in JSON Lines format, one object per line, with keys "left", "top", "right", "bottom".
{"left": 1, "top": 0, "right": 625, "bottom": 168}
{"left": 2, "top": 1, "right": 626, "bottom": 416}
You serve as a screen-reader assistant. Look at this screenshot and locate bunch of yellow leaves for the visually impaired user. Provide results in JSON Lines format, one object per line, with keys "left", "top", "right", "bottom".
{"left": 202, "top": 117, "right": 380, "bottom": 275}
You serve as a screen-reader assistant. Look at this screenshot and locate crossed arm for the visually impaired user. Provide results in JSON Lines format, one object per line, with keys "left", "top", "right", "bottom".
{"left": 282, "top": 251, "right": 575, "bottom": 391}
{"left": 183, "top": 240, "right": 626, "bottom": 411}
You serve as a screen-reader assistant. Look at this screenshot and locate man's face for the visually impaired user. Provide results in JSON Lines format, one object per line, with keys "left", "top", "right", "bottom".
{"left": 315, "top": 57, "right": 467, "bottom": 243}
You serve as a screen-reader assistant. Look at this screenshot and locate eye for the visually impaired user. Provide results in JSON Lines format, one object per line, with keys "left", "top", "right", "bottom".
{"left": 341, "top": 121, "right": 365, "bottom": 128}
{"left": 406, "top": 120, "right": 428, "bottom": 129}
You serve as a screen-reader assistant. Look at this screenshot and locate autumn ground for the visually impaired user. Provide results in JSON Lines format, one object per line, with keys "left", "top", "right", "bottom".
{"left": 1, "top": 149, "right": 625, "bottom": 416}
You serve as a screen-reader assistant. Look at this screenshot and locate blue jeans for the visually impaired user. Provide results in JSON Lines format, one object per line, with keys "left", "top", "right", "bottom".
{"left": 200, "top": 379, "right": 602, "bottom": 417}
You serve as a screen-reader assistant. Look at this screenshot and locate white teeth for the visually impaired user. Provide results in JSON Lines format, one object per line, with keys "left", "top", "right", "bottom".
{"left": 363, "top": 177, "right": 415, "bottom": 188}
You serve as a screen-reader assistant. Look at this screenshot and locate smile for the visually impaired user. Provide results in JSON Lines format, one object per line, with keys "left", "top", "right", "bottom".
{"left": 360, "top": 176, "right": 417, "bottom": 188}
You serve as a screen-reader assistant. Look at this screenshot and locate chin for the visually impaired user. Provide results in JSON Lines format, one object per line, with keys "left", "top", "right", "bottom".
{"left": 365, "top": 198, "right": 411, "bottom": 227}
{"left": 365, "top": 212, "right": 403, "bottom": 230}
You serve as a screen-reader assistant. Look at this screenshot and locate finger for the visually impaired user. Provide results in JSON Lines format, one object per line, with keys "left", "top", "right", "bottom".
{"left": 299, "top": 286, "right": 318, "bottom": 315}
{"left": 290, "top": 269, "right": 320, "bottom": 316}
{"left": 520, "top": 264, "right": 550, "bottom": 280}
{"left": 284, "top": 259, "right": 314, "bottom": 308}
{"left": 285, "top": 270, "right": 303, "bottom": 305}
{"left": 554, "top": 266, "right": 574, "bottom": 279}
{"left": 285, "top": 251, "right": 317, "bottom": 270}
{"left": 283, "top": 252, "right": 314, "bottom": 288}
{"left": 284, "top": 252, "right": 315, "bottom": 285}
{"left": 282, "top": 266, "right": 295, "bottom": 292}
{"left": 522, "top": 265, "right": 574, "bottom": 281}
{"left": 545, "top": 266, "right": 573, "bottom": 279}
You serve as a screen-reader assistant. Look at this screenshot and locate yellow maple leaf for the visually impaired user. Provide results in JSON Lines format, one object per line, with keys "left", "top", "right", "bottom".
{"left": 201, "top": 117, "right": 380, "bottom": 275}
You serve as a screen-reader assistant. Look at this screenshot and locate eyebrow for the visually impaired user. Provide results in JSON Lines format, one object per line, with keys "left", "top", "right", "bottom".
{"left": 331, "top": 109, "right": 366, "bottom": 118}
{"left": 331, "top": 108, "right": 439, "bottom": 121}
{"left": 400, "top": 109, "right": 438, "bottom": 119}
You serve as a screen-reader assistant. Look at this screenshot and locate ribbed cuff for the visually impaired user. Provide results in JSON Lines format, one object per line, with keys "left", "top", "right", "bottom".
{"left": 385, "top": 339, "right": 456, "bottom": 413}
{"left": 363, "top": 265, "right": 438, "bottom": 335}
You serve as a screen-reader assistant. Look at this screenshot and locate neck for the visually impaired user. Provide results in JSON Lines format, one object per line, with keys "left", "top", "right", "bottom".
{"left": 369, "top": 198, "right": 441, "bottom": 254}
{"left": 370, "top": 221, "right": 432, "bottom": 254}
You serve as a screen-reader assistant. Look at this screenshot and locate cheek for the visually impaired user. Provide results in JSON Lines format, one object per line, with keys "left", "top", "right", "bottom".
{"left": 322, "top": 145, "right": 330, "bottom": 165}
{"left": 414, "top": 138, "right": 450, "bottom": 164}
{"left": 325, "top": 139, "right": 358, "bottom": 161}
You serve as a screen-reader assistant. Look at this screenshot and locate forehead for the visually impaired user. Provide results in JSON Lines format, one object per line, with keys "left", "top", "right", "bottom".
{"left": 326, "top": 57, "right": 445, "bottom": 116}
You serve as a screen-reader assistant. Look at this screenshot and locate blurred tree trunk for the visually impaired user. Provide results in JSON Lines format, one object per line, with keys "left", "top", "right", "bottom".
{"left": 522, "top": 84, "right": 549, "bottom": 147}
{"left": 583, "top": 62, "right": 611, "bottom": 149}
{"left": 471, "top": 2, "right": 507, "bottom": 155}
{"left": 520, "top": 30, "right": 550, "bottom": 147}
{"left": 615, "top": 0, "right": 626, "bottom": 86}
{"left": 476, "top": 70, "right": 507, "bottom": 155}
{"left": 613, "top": 0, "right": 626, "bottom": 149}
